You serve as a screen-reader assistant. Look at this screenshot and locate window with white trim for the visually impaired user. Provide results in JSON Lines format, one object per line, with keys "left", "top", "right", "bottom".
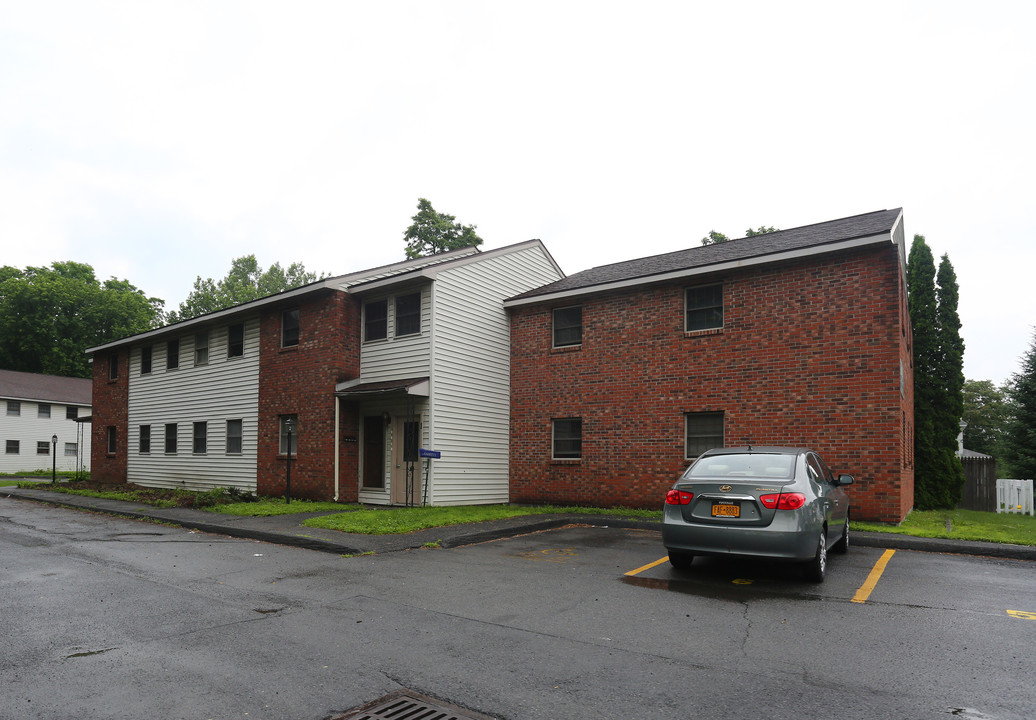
{"left": 685, "top": 284, "right": 723, "bottom": 332}
{"left": 553, "top": 306, "right": 582, "bottom": 347}
{"left": 552, "top": 418, "right": 582, "bottom": 460}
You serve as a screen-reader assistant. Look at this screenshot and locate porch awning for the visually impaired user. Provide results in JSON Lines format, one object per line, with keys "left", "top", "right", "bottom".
{"left": 335, "top": 376, "right": 430, "bottom": 398}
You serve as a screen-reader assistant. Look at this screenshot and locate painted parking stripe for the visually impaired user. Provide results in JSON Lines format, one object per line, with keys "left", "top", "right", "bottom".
{"left": 852, "top": 549, "right": 896, "bottom": 604}
{"left": 625, "top": 556, "right": 670, "bottom": 577}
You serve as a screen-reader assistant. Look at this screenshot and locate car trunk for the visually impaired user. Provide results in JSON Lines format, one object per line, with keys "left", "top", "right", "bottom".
{"left": 674, "top": 477, "right": 796, "bottom": 527}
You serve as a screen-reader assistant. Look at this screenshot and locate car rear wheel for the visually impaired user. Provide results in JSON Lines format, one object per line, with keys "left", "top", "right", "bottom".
{"left": 833, "top": 513, "right": 850, "bottom": 554}
{"left": 804, "top": 530, "right": 826, "bottom": 582}
{"left": 668, "top": 550, "right": 695, "bottom": 570}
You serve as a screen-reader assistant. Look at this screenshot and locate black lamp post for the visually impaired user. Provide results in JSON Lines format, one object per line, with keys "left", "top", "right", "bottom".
{"left": 284, "top": 417, "right": 296, "bottom": 504}
{"left": 51, "top": 434, "right": 57, "bottom": 483}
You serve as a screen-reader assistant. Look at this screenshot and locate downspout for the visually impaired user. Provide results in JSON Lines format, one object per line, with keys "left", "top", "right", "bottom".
{"left": 334, "top": 396, "right": 340, "bottom": 502}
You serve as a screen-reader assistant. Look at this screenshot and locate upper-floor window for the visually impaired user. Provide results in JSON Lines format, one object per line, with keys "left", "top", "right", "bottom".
{"left": 38, "top": 403, "right": 51, "bottom": 419}
{"left": 7, "top": 401, "right": 20, "bottom": 416}
{"left": 282, "top": 309, "right": 300, "bottom": 347}
{"left": 194, "top": 332, "right": 209, "bottom": 365}
{"left": 66, "top": 406, "right": 78, "bottom": 420}
{"left": 395, "top": 292, "right": 421, "bottom": 336}
{"left": 685, "top": 411, "right": 724, "bottom": 459}
{"left": 364, "top": 299, "right": 388, "bottom": 342}
{"left": 228, "top": 323, "right": 244, "bottom": 358}
{"left": 552, "top": 418, "right": 582, "bottom": 460}
{"left": 108, "top": 352, "right": 119, "bottom": 380}
{"left": 553, "top": 306, "right": 582, "bottom": 347}
{"left": 167, "top": 338, "right": 180, "bottom": 369}
{"left": 685, "top": 284, "right": 723, "bottom": 332}
{"left": 140, "top": 345, "right": 153, "bottom": 375}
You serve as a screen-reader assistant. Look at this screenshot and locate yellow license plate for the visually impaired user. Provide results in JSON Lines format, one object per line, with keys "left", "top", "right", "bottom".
{"left": 712, "top": 503, "right": 740, "bottom": 518}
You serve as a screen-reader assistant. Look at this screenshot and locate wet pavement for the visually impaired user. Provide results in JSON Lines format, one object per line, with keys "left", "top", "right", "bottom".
{"left": 2, "top": 484, "right": 1034, "bottom": 560}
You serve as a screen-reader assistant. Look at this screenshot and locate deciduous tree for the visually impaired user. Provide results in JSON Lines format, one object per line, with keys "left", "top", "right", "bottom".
{"left": 0, "top": 262, "right": 164, "bottom": 378}
{"left": 403, "top": 198, "right": 483, "bottom": 259}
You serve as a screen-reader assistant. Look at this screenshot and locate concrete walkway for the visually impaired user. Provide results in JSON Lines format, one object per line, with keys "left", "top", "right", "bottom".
{"left": 3, "top": 485, "right": 1034, "bottom": 561}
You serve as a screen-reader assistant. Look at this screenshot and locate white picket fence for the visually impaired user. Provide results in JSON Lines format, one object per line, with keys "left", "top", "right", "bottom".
{"left": 996, "top": 479, "right": 1035, "bottom": 516}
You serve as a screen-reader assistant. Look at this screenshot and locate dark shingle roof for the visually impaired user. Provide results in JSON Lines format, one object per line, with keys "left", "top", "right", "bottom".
{"left": 0, "top": 369, "right": 92, "bottom": 405}
{"left": 509, "top": 208, "right": 902, "bottom": 302}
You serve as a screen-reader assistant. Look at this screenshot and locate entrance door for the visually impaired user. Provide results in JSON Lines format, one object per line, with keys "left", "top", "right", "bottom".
{"left": 362, "top": 416, "right": 385, "bottom": 489}
{"left": 390, "top": 418, "right": 422, "bottom": 505}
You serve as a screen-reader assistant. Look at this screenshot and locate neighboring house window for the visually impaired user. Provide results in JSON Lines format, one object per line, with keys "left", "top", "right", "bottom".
{"left": 226, "top": 419, "right": 243, "bottom": 454}
{"left": 552, "top": 418, "right": 582, "bottom": 460}
{"left": 38, "top": 403, "right": 51, "bottom": 419}
{"left": 685, "top": 284, "right": 723, "bottom": 332}
{"left": 66, "top": 406, "right": 78, "bottom": 420}
{"left": 193, "top": 421, "right": 207, "bottom": 454}
{"left": 7, "top": 400, "right": 20, "bottom": 416}
{"left": 64, "top": 443, "right": 77, "bottom": 457}
{"left": 194, "top": 332, "right": 209, "bottom": 366}
{"left": 139, "top": 425, "right": 151, "bottom": 454}
{"left": 5, "top": 440, "right": 18, "bottom": 454}
{"left": 395, "top": 292, "right": 421, "bottom": 336}
{"left": 279, "top": 414, "right": 298, "bottom": 455}
{"left": 227, "top": 323, "right": 244, "bottom": 358}
{"left": 37, "top": 441, "right": 50, "bottom": 455}
{"left": 364, "top": 299, "right": 387, "bottom": 341}
{"left": 165, "top": 423, "right": 177, "bottom": 454}
{"left": 282, "top": 309, "right": 300, "bottom": 348}
{"left": 553, "top": 306, "right": 583, "bottom": 347}
{"left": 109, "top": 352, "right": 119, "bottom": 380}
{"left": 685, "top": 411, "right": 724, "bottom": 458}
{"left": 141, "top": 345, "right": 153, "bottom": 374}
{"left": 167, "top": 338, "right": 180, "bottom": 369}
{"left": 106, "top": 426, "right": 116, "bottom": 454}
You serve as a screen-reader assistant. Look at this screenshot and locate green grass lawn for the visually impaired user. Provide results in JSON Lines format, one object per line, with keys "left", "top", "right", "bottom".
{"left": 855, "top": 508, "right": 1036, "bottom": 546}
{"left": 302, "top": 504, "right": 661, "bottom": 535}
{"left": 208, "top": 499, "right": 363, "bottom": 516}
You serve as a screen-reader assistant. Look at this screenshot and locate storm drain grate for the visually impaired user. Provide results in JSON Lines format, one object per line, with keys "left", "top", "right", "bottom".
{"left": 333, "top": 690, "right": 496, "bottom": 720}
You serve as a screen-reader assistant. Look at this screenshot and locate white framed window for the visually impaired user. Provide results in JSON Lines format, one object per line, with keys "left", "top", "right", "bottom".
{"left": 228, "top": 323, "right": 244, "bottom": 358}
{"left": 194, "top": 332, "right": 209, "bottom": 365}
{"left": 395, "top": 292, "right": 421, "bottom": 336}
{"left": 552, "top": 418, "right": 582, "bottom": 460}
{"left": 5, "top": 440, "right": 19, "bottom": 454}
{"left": 37, "top": 441, "right": 50, "bottom": 455}
{"left": 7, "top": 400, "right": 20, "bottom": 416}
{"left": 226, "top": 419, "right": 243, "bottom": 454}
{"left": 64, "top": 443, "right": 77, "bottom": 457}
{"left": 167, "top": 338, "right": 180, "bottom": 369}
{"left": 38, "top": 403, "right": 51, "bottom": 419}
{"left": 193, "top": 421, "right": 207, "bottom": 454}
{"left": 140, "top": 345, "right": 153, "bottom": 374}
{"left": 139, "top": 425, "right": 151, "bottom": 454}
{"left": 364, "top": 299, "right": 388, "bottom": 342}
{"left": 165, "top": 423, "right": 177, "bottom": 454}
{"left": 685, "top": 411, "right": 724, "bottom": 458}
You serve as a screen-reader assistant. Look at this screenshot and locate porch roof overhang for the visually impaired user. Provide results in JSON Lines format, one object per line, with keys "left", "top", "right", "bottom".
{"left": 335, "top": 377, "right": 430, "bottom": 398}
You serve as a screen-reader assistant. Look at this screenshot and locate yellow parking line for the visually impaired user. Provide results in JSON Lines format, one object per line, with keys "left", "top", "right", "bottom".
{"left": 852, "top": 549, "right": 896, "bottom": 603}
{"left": 626, "top": 556, "right": 670, "bottom": 577}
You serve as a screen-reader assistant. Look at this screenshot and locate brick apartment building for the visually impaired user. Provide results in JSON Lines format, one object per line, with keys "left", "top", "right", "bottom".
{"left": 505, "top": 209, "right": 914, "bottom": 523}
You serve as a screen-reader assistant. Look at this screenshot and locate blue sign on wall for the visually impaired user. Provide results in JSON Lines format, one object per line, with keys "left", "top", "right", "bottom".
{"left": 418, "top": 448, "right": 441, "bottom": 459}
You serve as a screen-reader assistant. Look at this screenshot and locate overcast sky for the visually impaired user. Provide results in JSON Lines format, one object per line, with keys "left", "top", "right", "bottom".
{"left": 2, "top": 1, "right": 1033, "bottom": 385}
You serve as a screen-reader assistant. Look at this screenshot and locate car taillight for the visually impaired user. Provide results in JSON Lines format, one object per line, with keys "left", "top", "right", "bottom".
{"left": 759, "top": 492, "right": 806, "bottom": 510}
{"left": 665, "top": 489, "right": 694, "bottom": 505}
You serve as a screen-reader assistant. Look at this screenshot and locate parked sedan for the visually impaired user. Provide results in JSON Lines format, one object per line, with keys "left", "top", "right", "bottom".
{"left": 662, "top": 446, "right": 853, "bottom": 582}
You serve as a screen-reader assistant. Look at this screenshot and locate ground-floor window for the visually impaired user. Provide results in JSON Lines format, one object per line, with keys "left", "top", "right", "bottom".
{"left": 139, "top": 425, "right": 151, "bottom": 454}
{"left": 106, "top": 426, "right": 117, "bottom": 454}
{"left": 37, "top": 441, "right": 50, "bottom": 455}
{"left": 685, "top": 411, "right": 724, "bottom": 458}
{"left": 226, "top": 419, "right": 243, "bottom": 454}
{"left": 552, "top": 418, "right": 582, "bottom": 460}
{"left": 5, "top": 440, "right": 18, "bottom": 454}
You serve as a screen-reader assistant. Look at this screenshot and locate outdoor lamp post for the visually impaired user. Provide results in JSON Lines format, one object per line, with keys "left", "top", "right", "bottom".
{"left": 284, "top": 417, "right": 296, "bottom": 504}
{"left": 51, "top": 434, "right": 57, "bottom": 483}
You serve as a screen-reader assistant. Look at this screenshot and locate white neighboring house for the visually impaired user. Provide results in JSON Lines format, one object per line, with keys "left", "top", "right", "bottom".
{"left": 0, "top": 369, "right": 91, "bottom": 474}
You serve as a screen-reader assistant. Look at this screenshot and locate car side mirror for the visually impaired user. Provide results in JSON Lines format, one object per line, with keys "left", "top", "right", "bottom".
{"left": 836, "top": 474, "right": 854, "bottom": 486}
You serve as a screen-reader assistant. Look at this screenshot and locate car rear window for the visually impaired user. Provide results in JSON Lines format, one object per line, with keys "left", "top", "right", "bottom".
{"left": 685, "top": 454, "right": 795, "bottom": 479}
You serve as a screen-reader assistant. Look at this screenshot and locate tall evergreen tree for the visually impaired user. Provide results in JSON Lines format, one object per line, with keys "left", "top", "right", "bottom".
{"left": 907, "top": 235, "right": 945, "bottom": 509}
{"left": 1006, "top": 329, "right": 1036, "bottom": 480}
{"left": 936, "top": 254, "right": 966, "bottom": 503}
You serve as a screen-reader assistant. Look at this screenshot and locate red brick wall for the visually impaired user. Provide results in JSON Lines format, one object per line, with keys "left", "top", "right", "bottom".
{"left": 90, "top": 349, "right": 128, "bottom": 484}
{"left": 509, "top": 244, "right": 914, "bottom": 522}
{"left": 256, "top": 290, "right": 361, "bottom": 500}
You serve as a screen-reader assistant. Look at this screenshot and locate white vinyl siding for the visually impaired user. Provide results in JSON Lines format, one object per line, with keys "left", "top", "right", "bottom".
{"left": 126, "top": 316, "right": 260, "bottom": 493}
{"left": 359, "top": 287, "right": 432, "bottom": 380}
{"left": 0, "top": 399, "right": 92, "bottom": 473}
{"left": 426, "top": 246, "right": 564, "bottom": 505}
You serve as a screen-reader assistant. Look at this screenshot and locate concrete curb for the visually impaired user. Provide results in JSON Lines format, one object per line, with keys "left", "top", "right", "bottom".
{"left": 4, "top": 487, "right": 1034, "bottom": 561}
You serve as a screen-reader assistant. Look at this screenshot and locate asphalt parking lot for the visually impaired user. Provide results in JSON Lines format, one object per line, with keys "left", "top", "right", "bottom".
{"left": 3, "top": 493, "right": 1034, "bottom": 719}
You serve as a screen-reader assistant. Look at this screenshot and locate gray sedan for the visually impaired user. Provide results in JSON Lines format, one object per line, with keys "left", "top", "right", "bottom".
{"left": 661, "top": 446, "right": 853, "bottom": 582}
